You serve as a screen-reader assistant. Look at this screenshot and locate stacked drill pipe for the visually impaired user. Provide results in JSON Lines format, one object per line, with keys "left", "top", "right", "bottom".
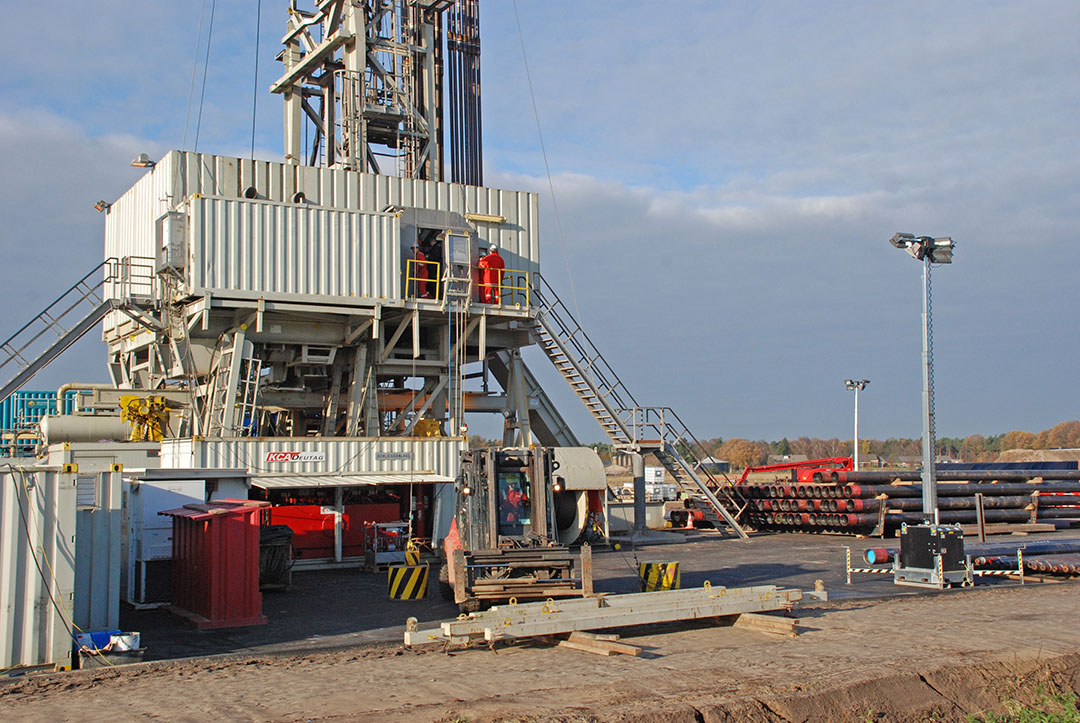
{"left": 737, "top": 471, "right": 1080, "bottom": 535}
{"left": 866, "top": 539, "right": 1080, "bottom": 565}
{"left": 1023, "top": 554, "right": 1080, "bottom": 575}
{"left": 795, "top": 468, "right": 1080, "bottom": 484}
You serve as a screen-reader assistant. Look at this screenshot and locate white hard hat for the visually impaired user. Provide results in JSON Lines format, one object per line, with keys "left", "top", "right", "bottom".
{"left": 488, "top": 244, "right": 498, "bottom": 253}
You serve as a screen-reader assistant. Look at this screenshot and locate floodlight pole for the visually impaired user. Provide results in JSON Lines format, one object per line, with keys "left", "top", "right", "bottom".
{"left": 920, "top": 256, "right": 938, "bottom": 524}
{"left": 845, "top": 379, "right": 869, "bottom": 471}
{"left": 853, "top": 384, "right": 860, "bottom": 472}
{"left": 889, "top": 232, "right": 953, "bottom": 526}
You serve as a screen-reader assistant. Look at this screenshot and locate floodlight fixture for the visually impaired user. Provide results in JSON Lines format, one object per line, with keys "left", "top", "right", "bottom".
{"left": 93, "top": 200, "right": 111, "bottom": 213}
{"left": 131, "top": 153, "right": 156, "bottom": 169}
{"left": 889, "top": 232, "right": 955, "bottom": 265}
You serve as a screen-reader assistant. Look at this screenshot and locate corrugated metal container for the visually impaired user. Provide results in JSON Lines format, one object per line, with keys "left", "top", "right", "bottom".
{"left": 186, "top": 196, "right": 401, "bottom": 302}
{"left": 1, "top": 467, "right": 78, "bottom": 671}
{"left": 160, "top": 500, "right": 269, "bottom": 629}
{"left": 42, "top": 441, "right": 162, "bottom": 473}
{"left": 103, "top": 151, "right": 540, "bottom": 308}
{"left": 160, "top": 437, "right": 464, "bottom": 542}
{"left": 73, "top": 471, "right": 122, "bottom": 632}
{"left": 160, "top": 437, "right": 465, "bottom": 477}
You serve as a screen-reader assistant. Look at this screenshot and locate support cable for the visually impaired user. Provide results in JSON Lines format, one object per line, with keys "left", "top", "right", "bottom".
{"left": 182, "top": 0, "right": 209, "bottom": 149}
{"left": 511, "top": 0, "right": 582, "bottom": 324}
{"left": 250, "top": 0, "right": 262, "bottom": 161}
{"left": 193, "top": 0, "right": 219, "bottom": 154}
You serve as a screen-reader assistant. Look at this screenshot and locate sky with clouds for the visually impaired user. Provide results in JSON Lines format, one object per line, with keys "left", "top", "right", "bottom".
{"left": 0, "top": 1, "right": 1076, "bottom": 444}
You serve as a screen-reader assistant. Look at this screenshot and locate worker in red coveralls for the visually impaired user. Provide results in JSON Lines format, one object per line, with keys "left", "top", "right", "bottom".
{"left": 478, "top": 244, "right": 505, "bottom": 303}
{"left": 410, "top": 243, "right": 430, "bottom": 298}
{"left": 502, "top": 480, "right": 527, "bottom": 524}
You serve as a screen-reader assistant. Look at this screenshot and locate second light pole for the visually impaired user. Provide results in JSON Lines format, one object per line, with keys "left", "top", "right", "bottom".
{"left": 844, "top": 379, "right": 869, "bottom": 470}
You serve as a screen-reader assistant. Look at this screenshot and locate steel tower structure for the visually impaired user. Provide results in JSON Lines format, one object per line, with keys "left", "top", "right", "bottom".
{"left": 0, "top": 0, "right": 748, "bottom": 537}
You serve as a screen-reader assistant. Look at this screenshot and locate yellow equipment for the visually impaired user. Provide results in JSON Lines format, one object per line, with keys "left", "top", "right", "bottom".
{"left": 119, "top": 395, "right": 170, "bottom": 441}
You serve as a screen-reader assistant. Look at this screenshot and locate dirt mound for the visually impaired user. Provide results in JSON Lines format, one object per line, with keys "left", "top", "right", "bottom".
{"left": 997, "top": 448, "right": 1080, "bottom": 463}
{"left": 580, "top": 653, "right": 1080, "bottom": 722}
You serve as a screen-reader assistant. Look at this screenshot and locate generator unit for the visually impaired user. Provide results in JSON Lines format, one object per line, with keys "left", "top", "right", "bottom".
{"left": 893, "top": 523, "right": 970, "bottom": 589}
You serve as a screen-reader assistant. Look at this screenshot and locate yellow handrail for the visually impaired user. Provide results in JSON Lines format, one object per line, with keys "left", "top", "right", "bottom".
{"left": 405, "top": 259, "right": 441, "bottom": 300}
{"left": 477, "top": 267, "right": 531, "bottom": 307}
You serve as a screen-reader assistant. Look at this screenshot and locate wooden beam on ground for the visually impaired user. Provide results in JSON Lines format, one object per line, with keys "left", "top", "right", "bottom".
{"left": 733, "top": 612, "right": 799, "bottom": 638}
{"left": 557, "top": 639, "right": 616, "bottom": 656}
{"left": 566, "top": 632, "right": 641, "bottom": 656}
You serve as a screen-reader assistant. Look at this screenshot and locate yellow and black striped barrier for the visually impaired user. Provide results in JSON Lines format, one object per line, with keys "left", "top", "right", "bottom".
{"left": 639, "top": 561, "right": 680, "bottom": 592}
{"left": 405, "top": 543, "right": 421, "bottom": 566}
{"left": 388, "top": 563, "right": 429, "bottom": 600}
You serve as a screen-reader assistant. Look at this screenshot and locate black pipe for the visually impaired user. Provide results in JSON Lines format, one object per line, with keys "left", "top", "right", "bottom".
{"left": 846, "top": 495, "right": 1035, "bottom": 512}
{"left": 871, "top": 539, "right": 1080, "bottom": 565}
{"left": 1036, "top": 507, "right": 1080, "bottom": 520}
{"left": 846, "top": 482, "right": 1080, "bottom": 499}
{"left": 836, "top": 470, "right": 1080, "bottom": 483}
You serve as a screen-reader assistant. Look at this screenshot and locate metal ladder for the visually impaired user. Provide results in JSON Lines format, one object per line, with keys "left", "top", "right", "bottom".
{"left": 530, "top": 275, "right": 748, "bottom": 538}
{"left": 205, "top": 334, "right": 262, "bottom": 437}
{"left": 235, "top": 357, "right": 263, "bottom": 436}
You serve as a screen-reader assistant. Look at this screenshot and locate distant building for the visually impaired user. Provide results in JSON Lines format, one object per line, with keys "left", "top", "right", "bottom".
{"left": 767, "top": 454, "right": 808, "bottom": 465}
{"left": 695, "top": 456, "right": 730, "bottom": 474}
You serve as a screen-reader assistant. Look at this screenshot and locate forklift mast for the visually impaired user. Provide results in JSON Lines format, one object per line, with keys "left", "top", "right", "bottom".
{"left": 458, "top": 447, "right": 561, "bottom": 550}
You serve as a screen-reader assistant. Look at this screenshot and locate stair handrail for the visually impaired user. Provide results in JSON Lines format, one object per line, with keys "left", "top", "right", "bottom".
{"left": 0, "top": 258, "right": 125, "bottom": 375}
{"left": 532, "top": 275, "right": 639, "bottom": 418}
{"left": 532, "top": 275, "right": 746, "bottom": 518}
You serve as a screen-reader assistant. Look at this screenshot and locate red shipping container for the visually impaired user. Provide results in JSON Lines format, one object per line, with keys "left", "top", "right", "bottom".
{"left": 159, "top": 500, "right": 269, "bottom": 629}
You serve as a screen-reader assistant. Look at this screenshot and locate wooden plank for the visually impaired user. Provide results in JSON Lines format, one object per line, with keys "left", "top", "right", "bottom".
{"left": 733, "top": 613, "right": 798, "bottom": 637}
{"left": 567, "top": 632, "right": 641, "bottom": 656}
{"left": 557, "top": 639, "right": 616, "bottom": 657}
{"left": 568, "top": 631, "right": 620, "bottom": 642}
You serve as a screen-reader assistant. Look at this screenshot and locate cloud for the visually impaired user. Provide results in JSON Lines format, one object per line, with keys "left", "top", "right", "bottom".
{"left": 1, "top": 1, "right": 1077, "bottom": 443}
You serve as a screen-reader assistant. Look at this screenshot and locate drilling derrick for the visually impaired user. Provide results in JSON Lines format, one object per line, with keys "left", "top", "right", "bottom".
{"left": 1, "top": 0, "right": 747, "bottom": 544}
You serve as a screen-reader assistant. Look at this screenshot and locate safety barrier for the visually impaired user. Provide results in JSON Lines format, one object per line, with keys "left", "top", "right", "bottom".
{"left": 639, "top": 561, "right": 681, "bottom": 591}
{"left": 478, "top": 268, "right": 531, "bottom": 307}
{"left": 404, "top": 262, "right": 532, "bottom": 308}
{"left": 388, "top": 563, "right": 429, "bottom": 600}
{"left": 405, "top": 259, "right": 441, "bottom": 300}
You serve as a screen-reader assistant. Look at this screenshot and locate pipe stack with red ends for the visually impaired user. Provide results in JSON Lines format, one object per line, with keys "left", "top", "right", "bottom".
{"left": 737, "top": 468, "right": 1080, "bottom": 536}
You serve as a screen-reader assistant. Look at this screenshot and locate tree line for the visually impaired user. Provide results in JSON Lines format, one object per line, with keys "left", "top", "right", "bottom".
{"left": 469, "top": 420, "right": 1080, "bottom": 471}
{"left": 699, "top": 420, "right": 1080, "bottom": 470}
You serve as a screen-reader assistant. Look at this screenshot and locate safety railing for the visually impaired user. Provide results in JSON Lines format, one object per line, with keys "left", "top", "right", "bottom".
{"left": 110, "top": 256, "right": 157, "bottom": 301}
{"left": 405, "top": 262, "right": 532, "bottom": 308}
{"left": 405, "top": 259, "right": 442, "bottom": 300}
{"left": 629, "top": 406, "right": 736, "bottom": 488}
{"left": 478, "top": 268, "right": 531, "bottom": 307}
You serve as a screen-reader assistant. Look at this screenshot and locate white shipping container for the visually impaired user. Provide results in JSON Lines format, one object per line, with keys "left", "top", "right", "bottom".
{"left": 104, "top": 151, "right": 540, "bottom": 291}
{"left": 187, "top": 196, "right": 401, "bottom": 302}
{"left": 159, "top": 437, "right": 467, "bottom": 543}
{"left": 1, "top": 468, "right": 78, "bottom": 670}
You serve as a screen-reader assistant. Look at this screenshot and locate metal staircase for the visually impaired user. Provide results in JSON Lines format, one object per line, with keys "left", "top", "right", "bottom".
{"left": 530, "top": 275, "right": 748, "bottom": 538}
{"left": 487, "top": 350, "right": 580, "bottom": 448}
{"left": 0, "top": 258, "right": 155, "bottom": 405}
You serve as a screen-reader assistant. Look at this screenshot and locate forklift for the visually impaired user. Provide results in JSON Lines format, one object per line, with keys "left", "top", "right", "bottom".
{"left": 440, "top": 447, "right": 597, "bottom": 612}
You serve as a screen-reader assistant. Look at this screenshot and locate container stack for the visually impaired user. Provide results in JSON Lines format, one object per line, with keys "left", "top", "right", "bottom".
{"left": 737, "top": 472, "right": 1080, "bottom": 535}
